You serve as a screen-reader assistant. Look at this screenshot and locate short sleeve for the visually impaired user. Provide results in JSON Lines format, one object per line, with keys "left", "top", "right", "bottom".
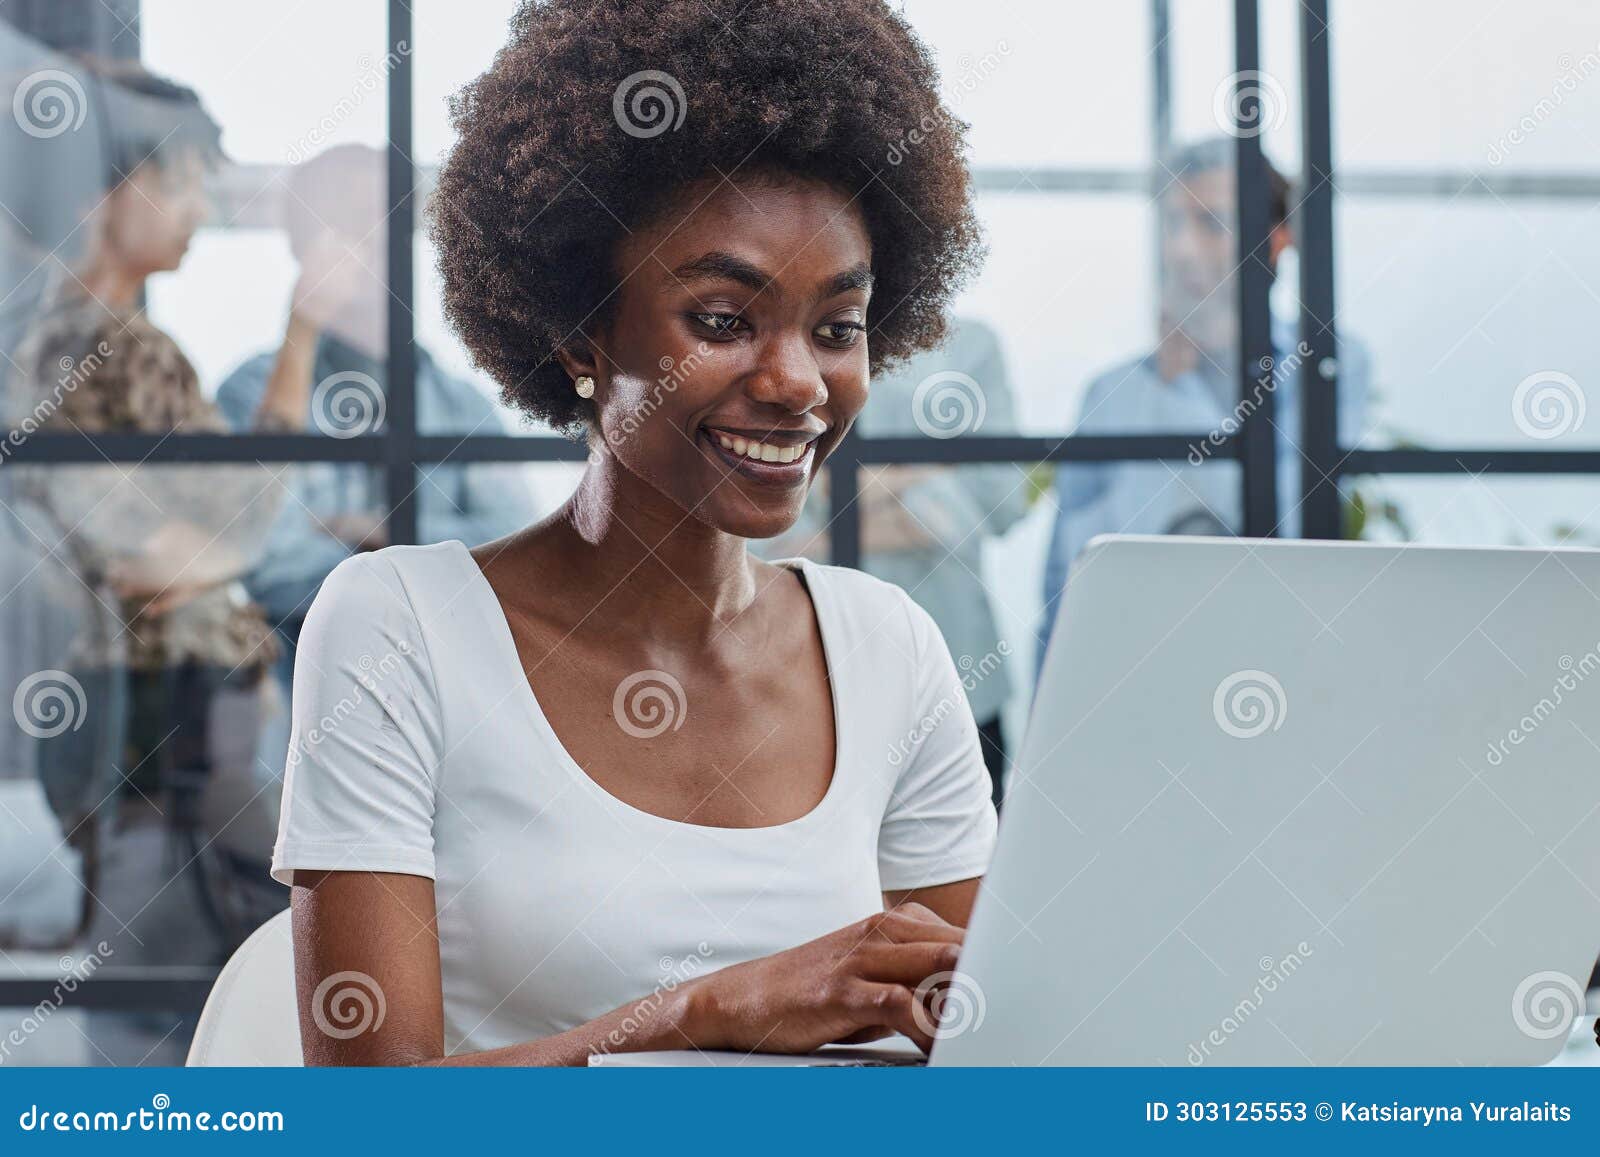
{"left": 877, "top": 592, "right": 999, "bottom": 891}
{"left": 270, "top": 552, "right": 443, "bottom": 885}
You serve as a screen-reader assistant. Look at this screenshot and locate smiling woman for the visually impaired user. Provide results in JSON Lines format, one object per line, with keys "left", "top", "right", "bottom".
{"left": 272, "top": 0, "right": 998, "bottom": 1066}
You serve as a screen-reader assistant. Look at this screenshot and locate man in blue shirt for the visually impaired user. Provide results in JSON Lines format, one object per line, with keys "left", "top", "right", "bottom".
{"left": 1037, "top": 139, "right": 1370, "bottom": 666}
{"left": 217, "top": 145, "right": 533, "bottom": 673}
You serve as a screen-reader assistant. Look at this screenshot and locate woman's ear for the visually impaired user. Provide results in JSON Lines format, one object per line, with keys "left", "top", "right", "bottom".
{"left": 555, "top": 340, "right": 600, "bottom": 386}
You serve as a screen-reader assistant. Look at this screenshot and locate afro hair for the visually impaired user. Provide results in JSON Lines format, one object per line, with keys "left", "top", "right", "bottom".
{"left": 429, "top": 0, "right": 984, "bottom": 431}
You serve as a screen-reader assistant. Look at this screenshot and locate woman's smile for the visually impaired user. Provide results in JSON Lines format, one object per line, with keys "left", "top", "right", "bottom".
{"left": 700, "top": 424, "right": 822, "bottom": 485}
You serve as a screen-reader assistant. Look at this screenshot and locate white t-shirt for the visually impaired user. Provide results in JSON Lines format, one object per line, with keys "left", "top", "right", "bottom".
{"left": 271, "top": 540, "right": 997, "bottom": 1055}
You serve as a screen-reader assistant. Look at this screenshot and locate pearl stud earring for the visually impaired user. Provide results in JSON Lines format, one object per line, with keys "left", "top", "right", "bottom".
{"left": 575, "top": 375, "right": 595, "bottom": 399}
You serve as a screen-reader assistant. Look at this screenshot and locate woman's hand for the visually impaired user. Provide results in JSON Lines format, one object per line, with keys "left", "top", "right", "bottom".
{"left": 678, "top": 903, "right": 964, "bottom": 1055}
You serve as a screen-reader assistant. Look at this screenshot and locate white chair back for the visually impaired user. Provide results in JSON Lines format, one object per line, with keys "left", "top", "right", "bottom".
{"left": 186, "top": 908, "right": 302, "bottom": 1066}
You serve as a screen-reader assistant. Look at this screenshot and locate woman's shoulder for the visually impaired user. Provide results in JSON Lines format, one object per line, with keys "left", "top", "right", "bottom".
{"left": 784, "top": 558, "right": 940, "bottom": 657}
{"left": 305, "top": 541, "right": 477, "bottom": 650}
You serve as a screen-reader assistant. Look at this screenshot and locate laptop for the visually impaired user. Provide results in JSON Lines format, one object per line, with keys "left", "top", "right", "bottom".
{"left": 597, "top": 537, "right": 1600, "bottom": 1066}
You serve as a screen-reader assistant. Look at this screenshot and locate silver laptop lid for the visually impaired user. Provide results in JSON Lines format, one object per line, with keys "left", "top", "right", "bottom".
{"left": 935, "top": 536, "right": 1600, "bottom": 1066}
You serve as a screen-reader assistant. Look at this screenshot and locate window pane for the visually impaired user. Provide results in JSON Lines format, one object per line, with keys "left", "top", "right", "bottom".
{"left": 1347, "top": 475, "right": 1600, "bottom": 548}
{"left": 415, "top": 460, "right": 576, "bottom": 551}
{"left": 913, "top": 0, "right": 1254, "bottom": 439}
{"left": 0, "top": 462, "right": 386, "bottom": 996}
{"left": 0, "top": 5, "right": 394, "bottom": 441}
{"left": 1327, "top": 0, "right": 1600, "bottom": 449}
{"left": 1335, "top": 198, "right": 1600, "bottom": 450}
{"left": 1330, "top": 0, "right": 1600, "bottom": 174}
{"left": 898, "top": 0, "right": 1149, "bottom": 170}
{"left": 412, "top": 0, "right": 548, "bottom": 438}
{"left": 0, "top": 1001, "right": 194, "bottom": 1067}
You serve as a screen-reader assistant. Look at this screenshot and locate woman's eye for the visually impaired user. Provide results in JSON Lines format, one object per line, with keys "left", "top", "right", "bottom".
{"left": 690, "top": 312, "right": 745, "bottom": 336}
{"left": 816, "top": 321, "right": 865, "bottom": 346}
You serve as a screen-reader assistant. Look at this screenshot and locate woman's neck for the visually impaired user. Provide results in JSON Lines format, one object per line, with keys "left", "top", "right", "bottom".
{"left": 74, "top": 256, "right": 144, "bottom": 313}
{"left": 550, "top": 459, "right": 761, "bottom": 644}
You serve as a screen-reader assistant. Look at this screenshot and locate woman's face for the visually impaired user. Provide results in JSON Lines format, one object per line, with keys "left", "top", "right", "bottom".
{"left": 102, "top": 152, "right": 211, "bottom": 278}
{"left": 582, "top": 173, "right": 873, "bottom": 540}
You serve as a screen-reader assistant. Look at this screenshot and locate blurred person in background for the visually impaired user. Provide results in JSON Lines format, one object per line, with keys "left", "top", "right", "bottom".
{"left": 216, "top": 143, "right": 534, "bottom": 693}
{"left": 4, "top": 59, "right": 309, "bottom": 997}
{"left": 763, "top": 318, "right": 1029, "bottom": 806}
{"left": 1036, "top": 138, "right": 1370, "bottom": 667}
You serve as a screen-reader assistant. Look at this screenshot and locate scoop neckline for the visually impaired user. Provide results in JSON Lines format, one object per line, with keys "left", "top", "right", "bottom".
{"left": 450, "top": 542, "right": 846, "bottom": 836}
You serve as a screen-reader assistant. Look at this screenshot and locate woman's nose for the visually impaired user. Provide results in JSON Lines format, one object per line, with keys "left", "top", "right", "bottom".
{"left": 745, "top": 332, "right": 827, "bottom": 413}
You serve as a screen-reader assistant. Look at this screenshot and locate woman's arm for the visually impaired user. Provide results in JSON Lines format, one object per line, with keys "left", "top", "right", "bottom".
{"left": 884, "top": 877, "right": 982, "bottom": 928}
{"left": 292, "top": 869, "right": 966, "bottom": 1066}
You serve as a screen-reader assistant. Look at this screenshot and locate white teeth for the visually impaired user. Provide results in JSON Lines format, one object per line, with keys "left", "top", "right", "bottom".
{"left": 713, "top": 433, "right": 807, "bottom": 465}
